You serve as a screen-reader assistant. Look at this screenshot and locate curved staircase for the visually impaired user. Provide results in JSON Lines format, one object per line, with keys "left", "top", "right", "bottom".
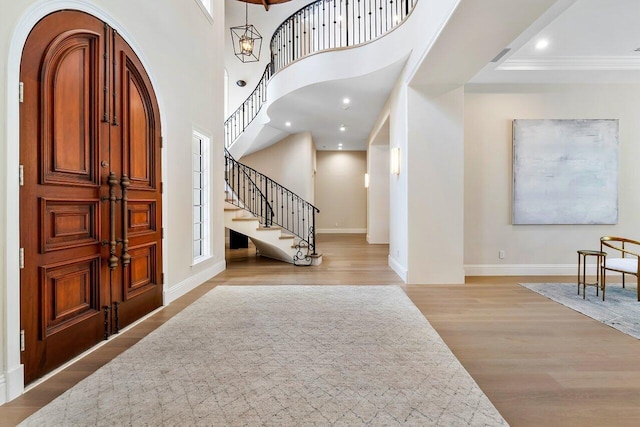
{"left": 225, "top": 150, "right": 321, "bottom": 266}
{"left": 223, "top": 0, "right": 418, "bottom": 264}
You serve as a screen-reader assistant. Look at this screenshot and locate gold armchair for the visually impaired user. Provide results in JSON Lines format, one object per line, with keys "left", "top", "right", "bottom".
{"left": 600, "top": 236, "right": 640, "bottom": 301}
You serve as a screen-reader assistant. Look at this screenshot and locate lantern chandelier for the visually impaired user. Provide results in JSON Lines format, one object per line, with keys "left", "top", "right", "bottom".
{"left": 230, "top": 2, "right": 263, "bottom": 63}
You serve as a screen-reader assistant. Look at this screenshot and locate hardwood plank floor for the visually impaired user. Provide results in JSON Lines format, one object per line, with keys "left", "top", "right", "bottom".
{"left": 2, "top": 234, "right": 640, "bottom": 426}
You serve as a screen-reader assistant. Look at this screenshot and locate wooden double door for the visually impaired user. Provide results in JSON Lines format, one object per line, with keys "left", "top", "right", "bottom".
{"left": 20, "top": 11, "right": 163, "bottom": 384}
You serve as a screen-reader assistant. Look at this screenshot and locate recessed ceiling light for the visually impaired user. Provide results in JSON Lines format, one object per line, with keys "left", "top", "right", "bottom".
{"left": 339, "top": 125, "right": 346, "bottom": 132}
{"left": 338, "top": 143, "right": 343, "bottom": 147}
{"left": 342, "top": 98, "right": 350, "bottom": 105}
{"left": 338, "top": 146, "right": 343, "bottom": 150}
{"left": 285, "top": 122, "right": 291, "bottom": 127}
{"left": 535, "top": 39, "right": 549, "bottom": 50}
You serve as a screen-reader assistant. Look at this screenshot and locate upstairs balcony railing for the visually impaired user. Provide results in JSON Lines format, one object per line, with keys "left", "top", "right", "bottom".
{"left": 225, "top": 0, "right": 417, "bottom": 147}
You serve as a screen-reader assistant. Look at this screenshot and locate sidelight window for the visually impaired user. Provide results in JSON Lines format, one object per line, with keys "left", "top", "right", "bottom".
{"left": 192, "top": 130, "right": 210, "bottom": 262}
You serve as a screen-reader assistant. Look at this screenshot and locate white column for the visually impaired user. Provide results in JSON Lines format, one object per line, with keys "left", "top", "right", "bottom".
{"left": 406, "top": 84, "right": 465, "bottom": 284}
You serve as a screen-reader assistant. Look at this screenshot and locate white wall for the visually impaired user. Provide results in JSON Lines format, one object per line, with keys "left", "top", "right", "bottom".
{"left": 464, "top": 84, "right": 640, "bottom": 275}
{"left": 316, "top": 151, "right": 367, "bottom": 233}
{"left": 367, "top": 142, "right": 390, "bottom": 244}
{"left": 0, "top": 0, "right": 225, "bottom": 402}
{"left": 240, "top": 131, "right": 316, "bottom": 202}
{"left": 406, "top": 85, "right": 465, "bottom": 284}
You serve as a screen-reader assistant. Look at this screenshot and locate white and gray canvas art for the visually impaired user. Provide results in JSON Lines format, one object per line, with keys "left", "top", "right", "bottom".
{"left": 512, "top": 119, "right": 619, "bottom": 225}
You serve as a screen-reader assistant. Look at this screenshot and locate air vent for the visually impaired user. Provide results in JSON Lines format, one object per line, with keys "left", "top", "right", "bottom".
{"left": 491, "top": 48, "right": 511, "bottom": 63}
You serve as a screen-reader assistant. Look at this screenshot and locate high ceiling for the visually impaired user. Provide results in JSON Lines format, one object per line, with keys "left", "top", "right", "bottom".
{"left": 470, "top": 0, "right": 640, "bottom": 84}
{"left": 228, "top": 0, "right": 640, "bottom": 153}
{"left": 235, "top": 0, "right": 293, "bottom": 11}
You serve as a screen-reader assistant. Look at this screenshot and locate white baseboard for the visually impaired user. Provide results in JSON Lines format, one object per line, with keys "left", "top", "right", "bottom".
{"left": 163, "top": 260, "right": 226, "bottom": 304}
{"left": 464, "top": 263, "right": 616, "bottom": 276}
{"left": 0, "top": 364, "right": 24, "bottom": 405}
{"left": 317, "top": 228, "right": 366, "bottom": 234}
{"left": 388, "top": 255, "right": 407, "bottom": 282}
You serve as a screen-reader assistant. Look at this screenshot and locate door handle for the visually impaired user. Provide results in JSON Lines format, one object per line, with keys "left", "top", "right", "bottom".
{"left": 107, "top": 172, "right": 119, "bottom": 270}
{"left": 120, "top": 174, "right": 131, "bottom": 267}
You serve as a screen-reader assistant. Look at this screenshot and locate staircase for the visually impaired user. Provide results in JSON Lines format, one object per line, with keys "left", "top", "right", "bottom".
{"left": 224, "top": 150, "right": 321, "bottom": 266}
{"left": 223, "top": 0, "right": 419, "bottom": 264}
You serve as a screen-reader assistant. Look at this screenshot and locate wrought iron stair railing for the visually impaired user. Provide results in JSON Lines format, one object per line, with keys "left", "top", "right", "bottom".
{"left": 225, "top": 149, "right": 320, "bottom": 263}
{"left": 225, "top": 0, "right": 418, "bottom": 147}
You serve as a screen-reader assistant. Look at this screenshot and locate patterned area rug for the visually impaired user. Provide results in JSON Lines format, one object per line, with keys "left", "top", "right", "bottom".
{"left": 520, "top": 282, "right": 640, "bottom": 339}
{"left": 21, "top": 286, "right": 506, "bottom": 426}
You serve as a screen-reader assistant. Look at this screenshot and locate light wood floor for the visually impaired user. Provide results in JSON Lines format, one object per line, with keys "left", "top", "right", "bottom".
{"left": 2, "top": 234, "right": 640, "bottom": 426}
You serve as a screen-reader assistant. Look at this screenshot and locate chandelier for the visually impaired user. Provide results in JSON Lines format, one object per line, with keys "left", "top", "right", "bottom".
{"left": 230, "top": 3, "right": 263, "bottom": 63}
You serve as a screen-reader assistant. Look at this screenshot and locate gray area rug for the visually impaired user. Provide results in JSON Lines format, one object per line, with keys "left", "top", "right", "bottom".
{"left": 520, "top": 282, "right": 640, "bottom": 339}
{"left": 21, "top": 286, "right": 506, "bottom": 426}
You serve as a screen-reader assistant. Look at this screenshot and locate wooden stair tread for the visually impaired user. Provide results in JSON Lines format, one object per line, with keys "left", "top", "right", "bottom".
{"left": 224, "top": 207, "right": 242, "bottom": 211}
{"left": 232, "top": 217, "right": 258, "bottom": 222}
{"left": 256, "top": 226, "right": 281, "bottom": 231}
{"left": 279, "top": 235, "right": 295, "bottom": 240}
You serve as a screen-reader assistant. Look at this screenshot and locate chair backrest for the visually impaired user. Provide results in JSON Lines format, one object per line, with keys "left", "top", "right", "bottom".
{"left": 601, "top": 236, "right": 640, "bottom": 259}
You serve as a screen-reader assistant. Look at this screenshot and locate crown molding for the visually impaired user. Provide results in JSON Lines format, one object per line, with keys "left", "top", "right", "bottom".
{"left": 498, "top": 56, "right": 640, "bottom": 71}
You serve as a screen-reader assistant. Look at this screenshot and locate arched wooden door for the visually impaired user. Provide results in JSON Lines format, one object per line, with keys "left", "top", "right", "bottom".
{"left": 19, "top": 10, "right": 163, "bottom": 384}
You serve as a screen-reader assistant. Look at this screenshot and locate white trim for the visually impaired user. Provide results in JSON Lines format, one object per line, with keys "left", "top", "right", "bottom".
{"left": 0, "top": 365, "right": 24, "bottom": 405}
{"left": 498, "top": 56, "right": 640, "bottom": 71}
{"left": 388, "top": 255, "right": 408, "bottom": 283}
{"left": 163, "top": 260, "right": 226, "bottom": 305}
{"left": 192, "top": 129, "right": 212, "bottom": 262}
{"left": 3, "top": 0, "right": 168, "bottom": 402}
{"left": 464, "top": 263, "right": 610, "bottom": 276}
{"left": 194, "top": 0, "right": 214, "bottom": 23}
{"left": 316, "top": 228, "right": 367, "bottom": 234}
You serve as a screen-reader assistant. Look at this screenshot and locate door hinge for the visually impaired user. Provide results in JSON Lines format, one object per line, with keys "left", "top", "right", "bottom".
{"left": 20, "top": 330, "right": 25, "bottom": 352}
{"left": 19, "top": 82, "right": 24, "bottom": 103}
{"left": 19, "top": 165, "right": 24, "bottom": 186}
{"left": 19, "top": 247, "right": 24, "bottom": 269}
{"left": 161, "top": 273, "right": 164, "bottom": 285}
{"left": 161, "top": 227, "right": 164, "bottom": 239}
{"left": 160, "top": 182, "right": 164, "bottom": 194}
{"left": 160, "top": 136, "right": 163, "bottom": 148}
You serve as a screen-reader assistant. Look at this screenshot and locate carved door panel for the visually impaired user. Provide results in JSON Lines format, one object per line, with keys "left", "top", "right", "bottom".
{"left": 20, "top": 11, "right": 162, "bottom": 384}
{"left": 107, "top": 31, "right": 163, "bottom": 330}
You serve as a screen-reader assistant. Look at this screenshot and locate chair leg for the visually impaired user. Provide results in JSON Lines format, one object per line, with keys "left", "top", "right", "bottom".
{"left": 602, "top": 267, "right": 606, "bottom": 301}
{"left": 622, "top": 273, "right": 625, "bottom": 288}
{"left": 577, "top": 252, "right": 581, "bottom": 296}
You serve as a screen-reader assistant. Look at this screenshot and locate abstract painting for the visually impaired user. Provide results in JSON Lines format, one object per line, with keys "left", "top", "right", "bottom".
{"left": 512, "top": 119, "right": 619, "bottom": 225}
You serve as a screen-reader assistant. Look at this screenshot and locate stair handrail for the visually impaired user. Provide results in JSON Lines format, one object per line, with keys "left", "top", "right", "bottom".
{"left": 225, "top": 149, "right": 274, "bottom": 228}
{"left": 224, "top": 0, "right": 418, "bottom": 148}
{"left": 225, "top": 149, "right": 320, "bottom": 258}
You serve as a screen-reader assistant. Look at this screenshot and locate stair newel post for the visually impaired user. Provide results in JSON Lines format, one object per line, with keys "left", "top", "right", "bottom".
{"left": 311, "top": 208, "right": 317, "bottom": 255}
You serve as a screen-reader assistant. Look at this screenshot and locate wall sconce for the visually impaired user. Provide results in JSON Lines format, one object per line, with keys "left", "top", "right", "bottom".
{"left": 364, "top": 173, "right": 369, "bottom": 188}
{"left": 390, "top": 147, "right": 400, "bottom": 175}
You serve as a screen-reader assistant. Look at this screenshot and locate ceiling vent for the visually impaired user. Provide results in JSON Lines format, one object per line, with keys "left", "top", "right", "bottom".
{"left": 491, "top": 48, "right": 511, "bottom": 63}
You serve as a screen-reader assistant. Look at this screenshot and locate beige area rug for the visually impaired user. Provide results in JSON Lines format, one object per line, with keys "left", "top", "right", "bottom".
{"left": 21, "top": 286, "right": 507, "bottom": 426}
